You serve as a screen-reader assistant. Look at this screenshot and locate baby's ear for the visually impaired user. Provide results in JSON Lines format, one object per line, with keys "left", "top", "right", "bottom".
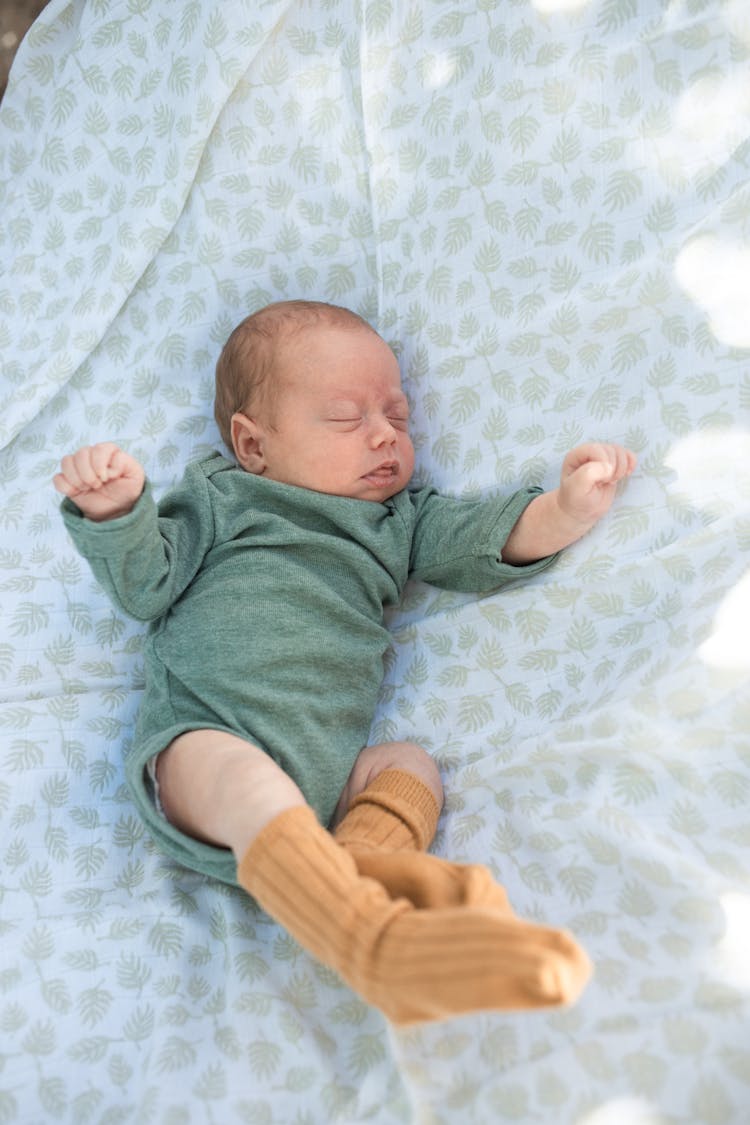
{"left": 231, "top": 412, "right": 266, "bottom": 474}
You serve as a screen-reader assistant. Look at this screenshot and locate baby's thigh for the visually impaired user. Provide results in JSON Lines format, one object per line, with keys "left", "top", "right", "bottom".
{"left": 156, "top": 729, "right": 306, "bottom": 856}
{"left": 333, "top": 740, "right": 444, "bottom": 826}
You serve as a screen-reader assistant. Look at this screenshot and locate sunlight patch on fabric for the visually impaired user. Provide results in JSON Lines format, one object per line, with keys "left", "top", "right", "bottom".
{"left": 421, "top": 52, "right": 458, "bottom": 90}
{"left": 724, "top": 0, "right": 750, "bottom": 48}
{"left": 665, "top": 427, "right": 750, "bottom": 520}
{"left": 698, "top": 571, "right": 750, "bottom": 673}
{"left": 576, "top": 1097, "right": 669, "bottom": 1125}
{"left": 675, "top": 236, "right": 750, "bottom": 349}
{"left": 530, "top": 0, "right": 591, "bottom": 14}
{"left": 715, "top": 892, "right": 750, "bottom": 991}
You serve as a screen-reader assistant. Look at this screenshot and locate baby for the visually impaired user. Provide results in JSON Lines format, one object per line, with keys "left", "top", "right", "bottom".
{"left": 55, "top": 299, "right": 635, "bottom": 1025}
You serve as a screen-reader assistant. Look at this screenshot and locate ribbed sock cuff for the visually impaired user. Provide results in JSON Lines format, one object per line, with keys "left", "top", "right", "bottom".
{"left": 337, "top": 767, "right": 441, "bottom": 852}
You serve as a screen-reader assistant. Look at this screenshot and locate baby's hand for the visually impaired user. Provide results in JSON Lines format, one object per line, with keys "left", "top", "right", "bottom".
{"left": 53, "top": 443, "right": 145, "bottom": 522}
{"left": 557, "top": 443, "right": 636, "bottom": 528}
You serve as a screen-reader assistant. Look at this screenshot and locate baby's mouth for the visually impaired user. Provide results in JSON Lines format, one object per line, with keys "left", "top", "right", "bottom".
{"left": 362, "top": 462, "right": 398, "bottom": 482}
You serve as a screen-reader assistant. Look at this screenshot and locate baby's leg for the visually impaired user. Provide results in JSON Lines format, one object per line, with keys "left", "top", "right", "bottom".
{"left": 156, "top": 729, "right": 307, "bottom": 859}
{"left": 157, "top": 731, "right": 591, "bottom": 1023}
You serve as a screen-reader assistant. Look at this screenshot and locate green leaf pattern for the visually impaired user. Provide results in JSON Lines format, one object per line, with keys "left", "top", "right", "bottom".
{"left": 2, "top": 0, "right": 750, "bottom": 1121}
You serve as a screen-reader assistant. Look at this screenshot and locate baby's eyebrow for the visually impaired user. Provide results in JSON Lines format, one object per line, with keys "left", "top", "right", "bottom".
{"left": 385, "top": 394, "right": 410, "bottom": 411}
{"left": 325, "top": 398, "right": 360, "bottom": 413}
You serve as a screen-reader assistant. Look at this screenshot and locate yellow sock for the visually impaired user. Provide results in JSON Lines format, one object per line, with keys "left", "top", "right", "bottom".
{"left": 334, "top": 769, "right": 512, "bottom": 910}
{"left": 333, "top": 768, "right": 440, "bottom": 852}
{"left": 238, "top": 805, "right": 592, "bottom": 1025}
{"left": 344, "top": 849, "right": 515, "bottom": 910}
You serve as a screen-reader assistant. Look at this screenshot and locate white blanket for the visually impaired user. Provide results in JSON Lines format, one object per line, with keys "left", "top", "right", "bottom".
{"left": 2, "top": 1, "right": 750, "bottom": 1121}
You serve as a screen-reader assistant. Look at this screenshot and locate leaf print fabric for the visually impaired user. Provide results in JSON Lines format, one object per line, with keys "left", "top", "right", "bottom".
{"left": 1, "top": 0, "right": 750, "bottom": 1121}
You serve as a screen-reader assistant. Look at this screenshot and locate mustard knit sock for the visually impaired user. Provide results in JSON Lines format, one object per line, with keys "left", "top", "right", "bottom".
{"left": 343, "top": 849, "right": 515, "bottom": 910}
{"left": 238, "top": 805, "right": 592, "bottom": 1025}
{"left": 334, "top": 768, "right": 512, "bottom": 911}
{"left": 333, "top": 768, "right": 441, "bottom": 852}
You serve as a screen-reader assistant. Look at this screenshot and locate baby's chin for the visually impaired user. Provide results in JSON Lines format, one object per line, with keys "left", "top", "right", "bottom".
{"left": 257, "top": 467, "right": 410, "bottom": 502}
{"left": 310, "top": 480, "right": 403, "bottom": 504}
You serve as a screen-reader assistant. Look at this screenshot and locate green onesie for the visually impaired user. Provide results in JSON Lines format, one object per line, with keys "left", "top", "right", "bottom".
{"left": 62, "top": 452, "right": 556, "bottom": 885}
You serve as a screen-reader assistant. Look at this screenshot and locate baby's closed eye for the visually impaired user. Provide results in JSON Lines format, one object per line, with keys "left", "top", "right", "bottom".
{"left": 328, "top": 416, "right": 362, "bottom": 431}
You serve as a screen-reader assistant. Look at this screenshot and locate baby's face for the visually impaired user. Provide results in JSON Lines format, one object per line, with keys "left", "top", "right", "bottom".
{"left": 239, "top": 325, "right": 415, "bottom": 502}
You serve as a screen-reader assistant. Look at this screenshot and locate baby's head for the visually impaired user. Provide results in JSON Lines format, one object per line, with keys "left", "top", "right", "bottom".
{"left": 215, "top": 300, "right": 415, "bottom": 502}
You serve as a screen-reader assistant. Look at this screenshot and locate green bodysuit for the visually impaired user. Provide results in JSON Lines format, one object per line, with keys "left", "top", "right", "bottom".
{"left": 62, "top": 453, "right": 556, "bottom": 885}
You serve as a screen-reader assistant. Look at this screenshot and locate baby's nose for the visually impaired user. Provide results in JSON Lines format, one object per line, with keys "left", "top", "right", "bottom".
{"left": 370, "top": 416, "right": 398, "bottom": 444}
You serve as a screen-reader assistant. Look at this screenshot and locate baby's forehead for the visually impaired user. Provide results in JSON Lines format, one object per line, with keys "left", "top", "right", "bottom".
{"left": 273, "top": 318, "right": 364, "bottom": 364}
{"left": 279, "top": 320, "right": 394, "bottom": 368}
{"left": 276, "top": 358, "right": 407, "bottom": 412}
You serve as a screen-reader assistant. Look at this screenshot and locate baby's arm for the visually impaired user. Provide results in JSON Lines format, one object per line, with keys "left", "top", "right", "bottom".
{"left": 53, "top": 442, "right": 145, "bottom": 522}
{"left": 55, "top": 444, "right": 215, "bottom": 621}
{"left": 501, "top": 443, "right": 636, "bottom": 565}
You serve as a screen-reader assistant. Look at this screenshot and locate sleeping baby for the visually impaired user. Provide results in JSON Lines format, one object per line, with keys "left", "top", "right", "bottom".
{"left": 54, "top": 299, "right": 635, "bottom": 1025}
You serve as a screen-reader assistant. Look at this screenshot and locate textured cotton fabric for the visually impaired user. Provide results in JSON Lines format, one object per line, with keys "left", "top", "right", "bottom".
{"left": 5, "top": 1, "right": 750, "bottom": 1116}
{"left": 61, "top": 452, "right": 554, "bottom": 883}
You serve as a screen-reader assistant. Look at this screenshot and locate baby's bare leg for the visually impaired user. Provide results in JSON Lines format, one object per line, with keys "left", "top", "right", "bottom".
{"left": 156, "top": 730, "right": 307, "bottom": 860}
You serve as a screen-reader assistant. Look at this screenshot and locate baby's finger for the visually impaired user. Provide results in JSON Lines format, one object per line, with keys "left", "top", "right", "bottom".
{"left": 609, "top": 444, "right": 636, "bottom": 481}
{"left": 74, "top": 446, "right": 111, "bottom": 490}
{"left": 591, "top": 444, "right": 636, "bottom": 482}
{"left": 52, "top": 471, "right": 76, "bottom": 498}
{"left": 563, "top": 442, "right": 613, "bottom": 477}
{"left": 615, "top": 445, "right": 632, "bottom": 480}
{"left": 578, "top": 459, "right": 615, "bottom": 487}
{"left": 89, "top": 442, "right": 121, "bottom": 484}
{"left": 58, "top": 451, "right": 92, "bottom": 493}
